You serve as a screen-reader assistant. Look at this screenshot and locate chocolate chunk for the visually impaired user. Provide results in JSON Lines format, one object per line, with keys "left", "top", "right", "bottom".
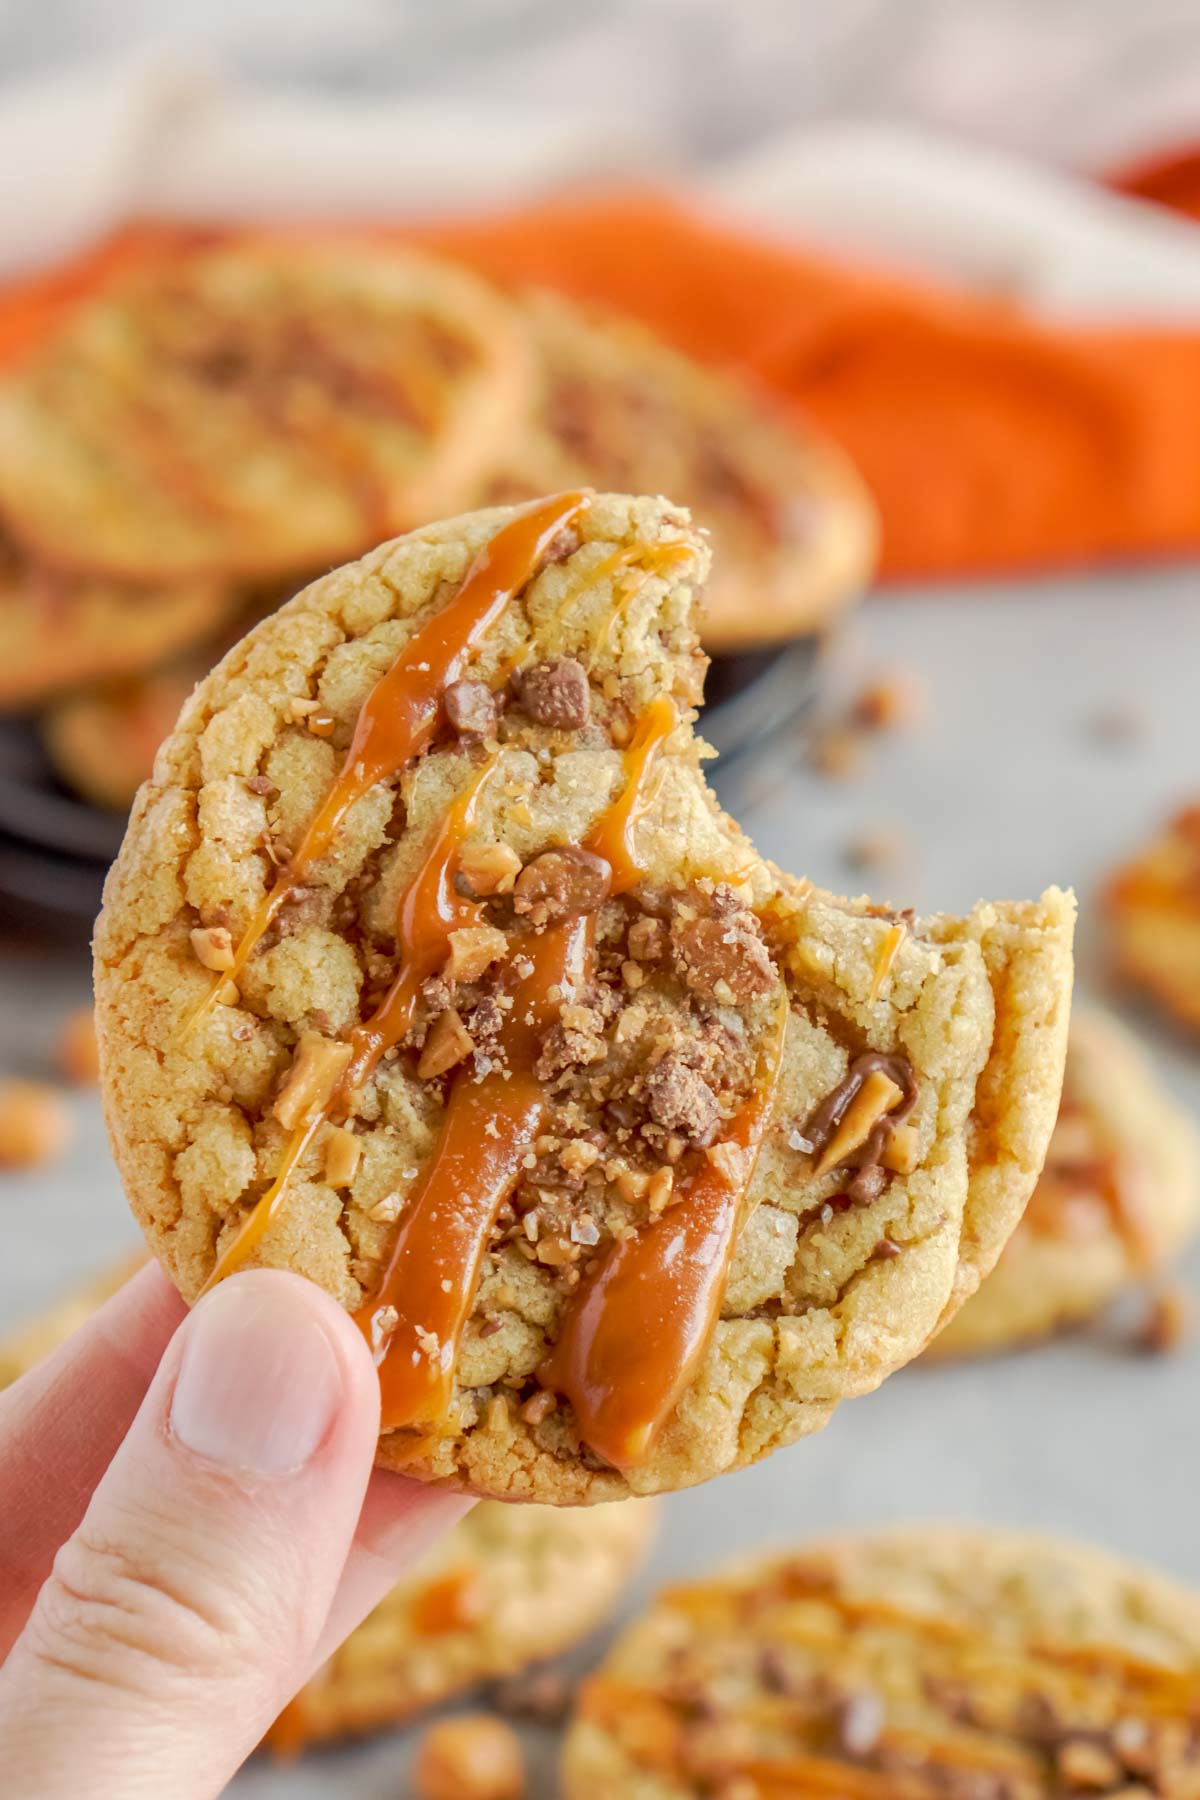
{"left": 443, "top": 678, "right": 497, "bottom": 738}
{"left": 645, "top": 1051, "right": 719, "bottom": 1142}
{"left": 514, "top": 847, "right": 612, "bottom": 923}
{"left": 847, "top": 1164, "right": 887, "bottom": 1205}
{"left": 672, "top": 913, "right": 775, "bottom": 1004}
{"left": 802, "top": 1050, "right": 918, "bottom": 1193}
{"left": 517, "top": 657, "right": 591, "bottom": 730}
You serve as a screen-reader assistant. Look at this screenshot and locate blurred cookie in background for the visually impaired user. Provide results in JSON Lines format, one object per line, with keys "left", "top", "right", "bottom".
{"left": 1107, "top": 804, "right": 1200, "bottom": 1036}
{"left": 929, "top": 1008, "right": 1199, "bottom": 1359}
{"left": 0, "top": 237, "right": 532, "bottom": 588}
{"left": 41, "top": 665, "right": 199, "bottom": 813}
{"left": 268, "top": 1498, "right": 656, "bottom": 1755}
{"left": 563, "top": 1527, "right": 1200, "bottom": 1797}
{"left": 0, "top": 1260, "right": 657, "bottom": 1754}
{"left": 485, "top": 292, "right": 877, "bottom": 651}
{"left": 0, "top": 526, "right": 230, "bottom": 710}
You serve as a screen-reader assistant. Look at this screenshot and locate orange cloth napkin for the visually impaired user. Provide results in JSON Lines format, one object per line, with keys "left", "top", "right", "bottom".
{"left": 2, "top": 194, "right": 1199, "bottom": 583}
{"left": 417, "top": 192, "right": 1200, "bottom": 582}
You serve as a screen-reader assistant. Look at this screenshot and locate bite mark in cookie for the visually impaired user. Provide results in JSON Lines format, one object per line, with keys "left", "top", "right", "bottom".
{"left": 95, "top": 491, "right": 1074, "bottom": 1502}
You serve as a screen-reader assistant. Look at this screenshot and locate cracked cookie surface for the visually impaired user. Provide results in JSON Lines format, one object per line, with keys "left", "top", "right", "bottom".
{"left": 562, "top": 1526, "right": 1200, "bottom": 1798}
{"left": 930, "top": 1007, "right": 1199, "bottom": 1359}
{"left": 96, "top": 491, "right": 1072, "bottom": 1503}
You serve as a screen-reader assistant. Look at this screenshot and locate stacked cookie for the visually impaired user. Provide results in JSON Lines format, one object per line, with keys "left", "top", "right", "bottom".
{"left": 0, "top": 233, "right": 876, "bottom": 813}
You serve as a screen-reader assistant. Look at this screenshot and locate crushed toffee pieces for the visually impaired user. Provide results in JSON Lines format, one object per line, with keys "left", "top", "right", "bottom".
{"left": 195, "top": 492, "right": 926, "bottom": 1475}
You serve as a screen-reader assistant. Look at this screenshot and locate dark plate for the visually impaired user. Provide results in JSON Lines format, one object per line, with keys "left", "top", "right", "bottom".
{"left": 0, "top": 637, "right": 822, "bottom": 931}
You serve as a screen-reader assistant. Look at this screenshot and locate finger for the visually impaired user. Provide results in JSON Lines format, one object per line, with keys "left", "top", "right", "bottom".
{"left": 313, "top": 1469, "right": 474, "bottom": 1673}
{"left": 0, "top": 1268, "right": 448, "bottom": 1799}
{"left": 0, "top": 1261, "right": 185, "bottom": 1654}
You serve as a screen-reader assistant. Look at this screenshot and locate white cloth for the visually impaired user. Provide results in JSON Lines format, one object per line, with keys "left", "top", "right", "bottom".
{"left": 0, "top": 59, "right": 1198, "bottom": 324}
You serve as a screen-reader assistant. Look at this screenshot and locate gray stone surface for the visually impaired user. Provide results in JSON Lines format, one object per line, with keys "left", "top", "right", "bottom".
{"left": 2, "top": 569, "right": 1198, "bottom": 1792}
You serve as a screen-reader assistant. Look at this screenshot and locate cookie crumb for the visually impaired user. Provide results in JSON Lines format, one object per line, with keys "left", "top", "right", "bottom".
{"left": 413, "top": 1714, "right": 525, "bottom": 1800}
{"left": 57, "top": 1007, "right": 99, "bottom": 1085}
{"left": 844, "top": 825, "right": 908, "bottom": 872}
{"left": 0, "top": 1081, "right": 72, "bottom": 1169}
{"left": 854, "top": 670, "right": 924, "bottom": 732}
{"left": 810, "top": 722, "right": 868, "bottom": 780}
{"left": 1139, "top": 1283, "right": 1194, "bottom": 1356}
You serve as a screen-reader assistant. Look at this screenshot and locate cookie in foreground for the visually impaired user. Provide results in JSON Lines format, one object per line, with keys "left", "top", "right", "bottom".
{"left": 0, "top": 1260, "right": 654, "bottom": 1751}
{"left": 563, "top": 1526, "right": 1200, "bottom": 1797}
{"left": 95, "top": 490, "right": 1073, "bottom": 1502}
{"left": 930, "top": 1007, "right": 1199, "bottom": 1359}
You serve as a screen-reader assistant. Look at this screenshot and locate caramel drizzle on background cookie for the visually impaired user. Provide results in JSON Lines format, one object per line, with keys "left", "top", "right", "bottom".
{"left": 579, "top": 1564, "right": 1200, "bottom": 1795}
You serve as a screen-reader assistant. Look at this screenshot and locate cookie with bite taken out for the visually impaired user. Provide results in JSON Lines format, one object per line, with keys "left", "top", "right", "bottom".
{"left": 95, "top": 490, "right": 1073, "bottom": 1503}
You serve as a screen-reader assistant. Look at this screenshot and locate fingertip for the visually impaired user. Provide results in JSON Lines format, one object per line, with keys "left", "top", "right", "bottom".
{"left": 168, "top": 1268, "right": 381, "bottom": 1476}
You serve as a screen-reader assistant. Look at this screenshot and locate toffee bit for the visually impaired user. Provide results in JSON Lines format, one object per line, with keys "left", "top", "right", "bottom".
{"left": 854, "top": 670, "right": 924, "bottom": 731}
{"left": 306, "top": 710, "right": 336, "bottom": 738}
{"left": 272, "top": 1032, "right": 353, "bottom": 1131}
{"left": 786, "top": 1128, "right": 815, "bottom": 1154}
{"left": 872, "top": 1236, "right": 903, "bottom": 1260}
{"left": 520, "top": 1389, "right": 556, "bottom": 1426}
{"left": 844, "top": 825, "right": 909, "bottom": 873}
{"left": 189, "top": 924, "right": 235, "bottom": 972}
{"left": 868, "top": 921, "right": 907, "bottom": 1002}
{"left": 516, "top": 657, "right": 590, "bottom": 730}
{"left": 1139, "top": 1283, "right": 1194, "bottom": 1355}
{"left": 369, "top": 1192, "right": 404, "bottom": 1224}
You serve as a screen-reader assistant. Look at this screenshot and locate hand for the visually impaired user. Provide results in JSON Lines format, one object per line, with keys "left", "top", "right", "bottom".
{"left": 0, "top": 1261, "right": 472, "bottom": 1797}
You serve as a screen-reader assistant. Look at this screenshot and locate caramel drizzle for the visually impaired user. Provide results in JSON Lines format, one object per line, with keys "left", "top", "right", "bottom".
{"left": 202, "top": 755, "right": 500, "bottom": 1292}
{"left": 186, "top": 488, "right": 591, "bottom": 1032}
{"left": 538, "top": 999, "right": 787, "bottom": 1472}
{"left": 588, "top": 692, "right": 677, "bottom": 889}
{"left": 358, "top": 694, "right": 682, "bottom": 1435}
{"left": 361, "top": 913, "right": 594, "bottom": 1430}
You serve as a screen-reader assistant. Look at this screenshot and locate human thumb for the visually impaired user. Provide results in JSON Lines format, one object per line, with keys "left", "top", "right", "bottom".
{"left": 0, "top": 1269, "right": 384, "bottom": 1798}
